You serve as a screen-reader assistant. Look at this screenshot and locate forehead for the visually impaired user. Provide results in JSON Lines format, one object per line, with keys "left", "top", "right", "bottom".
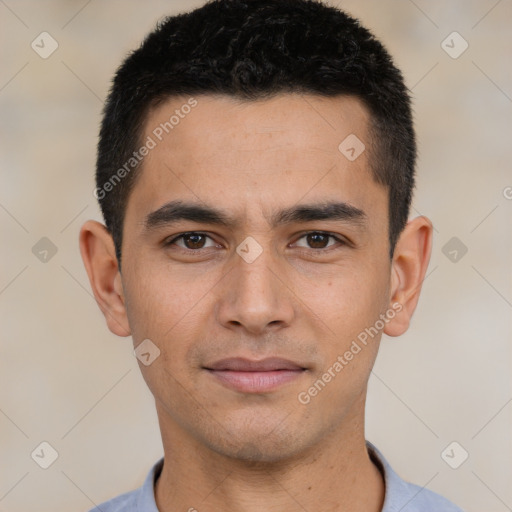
{"left": 124, "top": 93, "right": 386, "bottom": 231}
{"left": 144, "top": 93, "right": 371, "bottom": 160}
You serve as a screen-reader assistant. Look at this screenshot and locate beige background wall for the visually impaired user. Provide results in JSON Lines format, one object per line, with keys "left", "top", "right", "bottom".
{"left": 1, "top": 1, "right": 511, "bottom": 511}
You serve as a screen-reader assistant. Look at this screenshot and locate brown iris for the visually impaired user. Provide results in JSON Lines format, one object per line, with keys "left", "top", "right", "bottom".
{"left": 305, "top": 233, "right": 331, "bottom": 249}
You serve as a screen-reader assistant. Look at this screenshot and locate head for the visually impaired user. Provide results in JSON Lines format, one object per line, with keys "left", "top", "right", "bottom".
{"left": 81, "top": 0, "right": 432, "bottom": 464}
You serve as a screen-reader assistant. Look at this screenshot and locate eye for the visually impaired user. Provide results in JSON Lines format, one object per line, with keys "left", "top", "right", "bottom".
{"left": 292, "top": 232, "right": 345, "bottom": 250}
{"left": 165, "top": 232, "right": 219, "bottom": 250}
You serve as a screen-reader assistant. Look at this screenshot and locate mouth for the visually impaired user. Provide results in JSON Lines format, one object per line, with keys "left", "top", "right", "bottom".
{"left": 203, "top": 357, "right": 307, "bottom": 393}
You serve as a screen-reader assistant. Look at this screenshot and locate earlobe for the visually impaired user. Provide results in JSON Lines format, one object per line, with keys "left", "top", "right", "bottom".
{"left": 79, "top": 220, "right": 131, "bottom": 337}
{"left": 383, "top": 216, "right": 433, "bottom": 337}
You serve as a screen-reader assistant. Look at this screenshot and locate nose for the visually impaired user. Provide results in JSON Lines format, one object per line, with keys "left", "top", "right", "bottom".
{"left": 215, "top": 242, "right": 296, "bottom": 335}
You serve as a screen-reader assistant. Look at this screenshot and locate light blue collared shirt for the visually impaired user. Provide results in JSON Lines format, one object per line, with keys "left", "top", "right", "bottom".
{"left": 89, "top": 441, "right": 465, "bottom": 511}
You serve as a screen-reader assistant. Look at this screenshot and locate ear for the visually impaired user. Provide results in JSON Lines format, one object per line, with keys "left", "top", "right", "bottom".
{"left": 383, "top": 216, "right": 433, "bottom": 337}
{"left": 79, "top": 220, "right": 131, "bottom": 337}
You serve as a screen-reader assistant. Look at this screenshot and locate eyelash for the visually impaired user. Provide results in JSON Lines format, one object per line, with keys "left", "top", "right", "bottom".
{"left": 164, "top": 231, "right": 347, "bottom": 252}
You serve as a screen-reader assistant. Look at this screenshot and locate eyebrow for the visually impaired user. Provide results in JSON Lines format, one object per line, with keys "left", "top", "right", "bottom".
{"left": 273, "top": 201, "right": 366, "bottom": 226}
{"left": 142, "top": 199, "right": 367, "bottom": 233}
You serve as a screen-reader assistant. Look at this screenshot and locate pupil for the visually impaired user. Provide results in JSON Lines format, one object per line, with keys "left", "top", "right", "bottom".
{"left": 308, "top": 233, "right": 328, "bottom": 248}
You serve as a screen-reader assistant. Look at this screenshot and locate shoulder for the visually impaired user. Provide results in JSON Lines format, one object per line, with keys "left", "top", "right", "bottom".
{"left": 366, "top": 441, "right": 465, "bottom": 512}
{"left": 88, "top": 458, "right": 164, "bottom": 512}
{"left": 390, "top": 479, "right": 465, "bottom": 512}
{"left": 88, "top": 488, "right": 139, "bottom": 512}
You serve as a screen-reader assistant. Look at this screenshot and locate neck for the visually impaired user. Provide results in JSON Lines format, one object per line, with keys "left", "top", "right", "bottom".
{"left": 154, "top": 405, "right": 384, "bottom": 512}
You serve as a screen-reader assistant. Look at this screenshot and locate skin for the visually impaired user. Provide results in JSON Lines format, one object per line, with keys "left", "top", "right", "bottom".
{"left": 80, "top": 93, "right": 432, "bottom": 512}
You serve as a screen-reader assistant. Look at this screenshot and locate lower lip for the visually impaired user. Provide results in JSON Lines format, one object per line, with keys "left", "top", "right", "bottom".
{"left": 206, "top": 369, "right": 305, "bottom": 393}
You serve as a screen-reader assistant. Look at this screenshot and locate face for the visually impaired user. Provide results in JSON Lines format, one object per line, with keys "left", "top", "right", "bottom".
{"left": 113, "top": 94, "right": 395, "bottom": 462}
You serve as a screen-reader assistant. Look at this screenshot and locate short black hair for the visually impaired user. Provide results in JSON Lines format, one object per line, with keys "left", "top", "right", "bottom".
{"left": 95, "top": 0, "right": 416, "bottom": 269}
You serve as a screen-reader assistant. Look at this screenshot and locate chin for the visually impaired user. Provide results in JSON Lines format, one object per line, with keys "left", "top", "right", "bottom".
{"left": 214, "top": 438, "right": 301, "bottom": 465}
{"left": 202, "top": 420, "right": 311, "bottom": 465}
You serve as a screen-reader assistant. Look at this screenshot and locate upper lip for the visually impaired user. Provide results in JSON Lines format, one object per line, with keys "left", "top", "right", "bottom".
{"left": 204, "top": 357, "right": 306, "bottom": 372}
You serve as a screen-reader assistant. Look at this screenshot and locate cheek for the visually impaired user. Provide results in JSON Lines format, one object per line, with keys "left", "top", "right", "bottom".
{"left": 122, "top": 258, "right": 221, "bottom": 347}
{"left": 292, "top": 256, "right": 390, "bottom": 401}
{"left": 122, "top": 262, "right": 214, "bottom": 407}
{"left": 295, "top": 259, "right": 389, "bottom": 337}
{"left": 296, "top": 274, "right": 388, "bottom": 416}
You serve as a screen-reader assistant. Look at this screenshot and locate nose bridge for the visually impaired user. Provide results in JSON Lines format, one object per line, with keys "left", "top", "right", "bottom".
{"left": 216, "top": 235, "right": 295, "bottom": 333}
{"left": 237, "top": 242, "right": 277, "bottom": 297}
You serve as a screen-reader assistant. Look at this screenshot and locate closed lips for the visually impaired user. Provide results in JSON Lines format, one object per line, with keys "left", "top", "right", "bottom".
{"left": 204, "top": 357, "right": 306, "bottom": 372}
